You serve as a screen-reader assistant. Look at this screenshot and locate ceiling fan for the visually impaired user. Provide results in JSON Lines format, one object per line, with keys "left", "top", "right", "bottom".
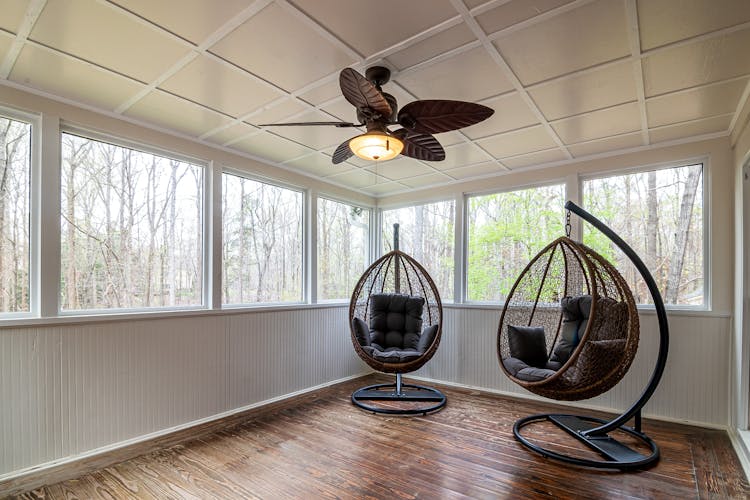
{"left": 257, "top": 66, "right": 494, "bottom": 164}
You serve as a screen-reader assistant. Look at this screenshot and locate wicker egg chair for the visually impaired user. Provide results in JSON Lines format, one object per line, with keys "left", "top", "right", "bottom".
{"left": 497, "top": 236, "right": 640, "bottom": 401}
{"left": 348, "top": 226, "right": 446, "bottom": 415}
{"left": 498, "top": 201, "right": 670, "bottom": 470}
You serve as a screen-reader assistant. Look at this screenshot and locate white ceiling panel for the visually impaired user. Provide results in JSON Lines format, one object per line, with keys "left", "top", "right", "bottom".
{"left": 285, "top": 152, "right": 352, "bottom": 177}
{"left": 124, "top": 89, "right": 234, "bottom": 137}
{"left": 477, "top": 125, "right": 558, "bottom": 158}
{"left": 246, "top": 99, "right": 309, "bottom": 126}
{"left": 399, "top": 172, "right": 452, "bottom": 188}
{"left": 567, "top": 132, "right": 643, "bottom": 157}
{"left": 288, "top": 0, "right": 457, "bottom": 57}
{"left": 233, "top": 132, "right": 314, "bottom": 163}
{"left": 642, "top": 28, "right": 750, "bottom": 97}
{"left": 477, "top": 0, "right": 574, "bottom": 35}
{"left": 387, "top": 23, "right": 476, "bottom": 70}
{"left": 269, "top": 110, "right": 358, "bottom": 150}
{"left": 110, "top": 0, "right": 256, "bottom": 45}
{"left": 30, "top": 0, "right": 190, "bottom": 83}
{"left": 444, "top": 162, "right": 502, "bottom": 180}
{"left": 9, "top": 44, "right": 145, "bottom": 111}
{"left": 327, "top": 168, "right": 378, "bottom": 188}
{"left": 463, "top": 92, "right": 538, "bottom": 139}
{"left": 646, "top": 78, "right": 748, "bottom": 128}
{"left": 529, "top": 60, "right": 638, "bottom": 121}
{"left": 638, "top": 0, "right": 750, "bottom": 51}
{"left": 395, "top": 46, "right": 514, "bottom": 101}
{"left": 203, "top": 122, "right": 258, "bottom": 146}
{"left": 365, "top": 157, "right": 434, "bottom": 180}
{"left": 495, "top": 0, "right": 630, "bottom": 85}
{"left": 160, "top": 55, "right": 283, "bottom": 118}
{"left": 1, "top": 0, "right": 746, "bottom": 197}
{"left": 502, "top": 148, "right": 568, "bottom": 169}
{"left": 0, "top": 0, "right": 29, "bottom": 34}
{"left": 434, "top": 143, "right": 492, "bottom": 170}
{"left": 649, "top": 113, "right": 733, "bottom": 144}
{"left": 0, "top": 32, "right": 15, "bottom": 61}
{"left": 551, "top": 101, "right": 641, "bottom": 144}
{"left": 210, "top": 3, "right": 356, "bottom": 92}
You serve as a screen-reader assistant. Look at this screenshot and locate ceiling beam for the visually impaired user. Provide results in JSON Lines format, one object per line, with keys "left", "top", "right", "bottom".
{"left": 0, "top": 0, "right": 47, "bottom": 79}
{"left": 624, "top": 0, "right": 650, "bottom": 146}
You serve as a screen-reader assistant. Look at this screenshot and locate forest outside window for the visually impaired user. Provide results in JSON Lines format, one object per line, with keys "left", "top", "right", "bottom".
{"left": 583, "top": 163, "right": 705, "bottom": 307}
{"left": 317, "top": 198, "right": 369, "bottom": 302}
{"left": 60, "top": 133, "right": 204, "bottom": 311}
{"left": 0, "top": 115, "right": 32, "bottom": 315}
{"left": 382, "top": 201, "right": 455, "bottom": 302}
{"left": 466, "top": 184, "right": 565, "bottom": 302}
{"left": 222, "top": 173, "right": 303, "bottom": 305}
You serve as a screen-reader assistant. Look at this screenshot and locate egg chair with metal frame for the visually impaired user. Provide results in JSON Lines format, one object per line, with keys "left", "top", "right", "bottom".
{"left": 349, "top": 224, "right": 446, "bottom": 415}
{"left": 497, "top": 201, "right": 669, "bottom": 470}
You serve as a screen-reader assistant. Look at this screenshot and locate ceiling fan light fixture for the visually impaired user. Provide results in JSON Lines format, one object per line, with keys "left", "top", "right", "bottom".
{"left": 349, "top": 131, "right": 403, "bottom": 162}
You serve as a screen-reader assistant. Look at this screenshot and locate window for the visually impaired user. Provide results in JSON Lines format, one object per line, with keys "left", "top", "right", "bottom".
{"left": 466, "top": 184, "right": 565, "bottom": 302}
{"left": 583, "top": 164, "right": 704, "bottom": 306}
{"left": 222, "top": 173, "right": 303, "bottom": 304}
{"left": 382, "top": 201, "right": 455, "bottom": 301}
{"left": 60, "top": 133, "right": 204, "bottom": 311}
{"left": 0, "top": 115, "right": 32, "bottom": 314}
{"left": 317, "top": 198, "right": 369, "bottom": 301}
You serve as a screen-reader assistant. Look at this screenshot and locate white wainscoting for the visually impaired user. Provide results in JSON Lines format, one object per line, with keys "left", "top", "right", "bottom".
{"left": 0, "top": 306, "right": 367, "bottom": 478}
{"left": 0, "top": 305, "right": 731, "bottom": 480}
{"left": 414, "top": 307, "right": 730, "bottom": 427}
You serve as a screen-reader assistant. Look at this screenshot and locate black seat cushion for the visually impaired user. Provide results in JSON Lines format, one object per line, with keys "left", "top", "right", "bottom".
{"left": 549, "top": 295, "right": 591, "bottom": 364}
{"left": 503, "top": 357, "right": 559, "bottom": 382}
{"left": 369, "top": 294, "right": 424, "bottom": 350}
{"left": 507, "top": 325, "right": 548, "bottom": 368}
{"left": 352, "top": 294, "right": 437, "bottom": 365}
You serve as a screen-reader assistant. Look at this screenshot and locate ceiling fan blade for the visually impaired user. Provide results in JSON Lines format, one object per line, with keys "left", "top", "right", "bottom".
{"left": 331, "top": 140, "right": 353, "bottom": 165}
{"left": 397, "top": 100, "right": 494, "bottom": 134}
{"left": 392, "top": 129, "right": 445, "bottom": 161}
{"left": 339, "top": 68, "right": 392, "bottom": 118}
{"left": 257, "top": 121, "right": 362, "bottom": 128}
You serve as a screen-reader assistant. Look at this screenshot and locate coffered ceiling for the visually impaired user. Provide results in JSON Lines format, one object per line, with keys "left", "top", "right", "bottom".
{"left": 1, "top": 0, "right": 749, "bottom": 197}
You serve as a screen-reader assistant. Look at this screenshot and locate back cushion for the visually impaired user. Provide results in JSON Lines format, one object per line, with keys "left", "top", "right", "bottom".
{"left": 550, "top": 295, "right": 591, "bottom": 364}
{"left": 369, "top": 294, "right": 425, "bottom": 349}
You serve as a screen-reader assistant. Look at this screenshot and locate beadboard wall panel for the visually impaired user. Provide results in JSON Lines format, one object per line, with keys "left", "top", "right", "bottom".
{"left": 0, "top": 306, "right": 365, "bottom": 478}
{"left": 414, "top": 308, "right": 730, "bottom": 426}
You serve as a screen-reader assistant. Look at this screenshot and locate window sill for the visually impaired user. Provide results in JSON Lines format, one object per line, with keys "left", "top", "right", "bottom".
{"left": 448, "top": 302, "right": 729, "bottom": 318}
{"left": 0, "top": 302, "right": 349, "bottom": 328}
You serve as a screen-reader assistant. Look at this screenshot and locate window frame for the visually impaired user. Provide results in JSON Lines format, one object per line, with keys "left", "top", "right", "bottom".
{"left": 315, "top": 194, "right": 372, "bottom": 304}
{"left": 58, "top": 125, "right": 209, "bottom": 316}
{"left": 579, "top": 157, "right": 710, "bottom": 311}
{"left": 462, "top": 179, "right": 568, "bottom": 305}
{"left": 0, "top": 107, "right": 39, "bottom": 319}
{"left": 220, "top": 167, "right": 307, "bottom": 308}
{"left": 379, "top": 197, "right": 458, "bottom": 303}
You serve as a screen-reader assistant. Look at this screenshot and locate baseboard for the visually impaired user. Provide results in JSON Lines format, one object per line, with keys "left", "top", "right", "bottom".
{"left": 0, "top": 372, "right": 370, "bottom": 497}
{"left": 406, "top": 374, "right": 728, "bottom": 430}
{"left": 728, "top": 428, "right": 750, "bottom": 481}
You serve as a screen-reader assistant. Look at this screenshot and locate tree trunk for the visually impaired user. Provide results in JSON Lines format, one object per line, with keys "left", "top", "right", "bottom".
{"left": 664, "top": 166, "right": 702, "bottom": 303}
{"left": 646, "top": 171, "right": 659, "bottom": 286}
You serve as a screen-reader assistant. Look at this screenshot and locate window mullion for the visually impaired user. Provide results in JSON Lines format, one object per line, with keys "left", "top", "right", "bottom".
{"left": 39, "top": 113, "right": 61, "bottom": 317}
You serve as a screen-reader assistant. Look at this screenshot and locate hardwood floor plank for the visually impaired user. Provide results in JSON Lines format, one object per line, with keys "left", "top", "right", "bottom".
{"left": 6, "top": 375, "right": 749, "bottom": 499}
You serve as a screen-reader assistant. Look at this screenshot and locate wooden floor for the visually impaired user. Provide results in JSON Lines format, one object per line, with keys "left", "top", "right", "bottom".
{"left": 12, "top": 375, "right": 750, "bottom": 499}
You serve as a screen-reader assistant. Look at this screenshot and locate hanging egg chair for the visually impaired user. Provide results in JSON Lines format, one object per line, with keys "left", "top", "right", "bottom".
{"left": 497, "top": 236, "right": 640, "bottom": 401}
{"left": 349, "top": 224, "right": 446, "bottom": 415}
{"left": 497, "top": 201, "right": 669, "bottom": 470}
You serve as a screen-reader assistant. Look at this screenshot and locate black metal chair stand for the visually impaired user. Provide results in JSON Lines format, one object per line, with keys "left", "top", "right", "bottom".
{"left": 509, "top": 201, "right": 669, "bottom": 470}
{"left": 351, "top": 373, "right": 446, "bottom": 416}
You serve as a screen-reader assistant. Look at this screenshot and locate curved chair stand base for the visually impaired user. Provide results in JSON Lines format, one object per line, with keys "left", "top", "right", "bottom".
{"left": 514, "top": 413, "right": 659, "bottom": 470}
{"left": 352, "top": 383, "right": 446, "bottom": 416}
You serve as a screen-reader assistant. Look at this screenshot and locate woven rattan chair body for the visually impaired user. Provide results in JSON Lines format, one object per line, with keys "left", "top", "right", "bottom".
{"left": 349, "top": 250, "right": 443, "bottom": 374}
{"left": 497, "top": 237, "right": 640, "bottom": 400}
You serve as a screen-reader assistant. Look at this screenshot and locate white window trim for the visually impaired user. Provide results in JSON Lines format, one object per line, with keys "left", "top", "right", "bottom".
{"left": 220, "top": 168, "right": 307, "bottom": 307}
{"left": 315, "top": 195, "right": 372, "bottom": 304}
{"left": 0, "top": 107, "right": 40, "bottom": 318}
{"left": 579, "top": 156, "right": 710, "bottom": 311}
{"left": 57, "top": 125, "right": 210, "bottom": 315}
{"left": 462, "top": 180, "right": 568, "bottom": 305}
